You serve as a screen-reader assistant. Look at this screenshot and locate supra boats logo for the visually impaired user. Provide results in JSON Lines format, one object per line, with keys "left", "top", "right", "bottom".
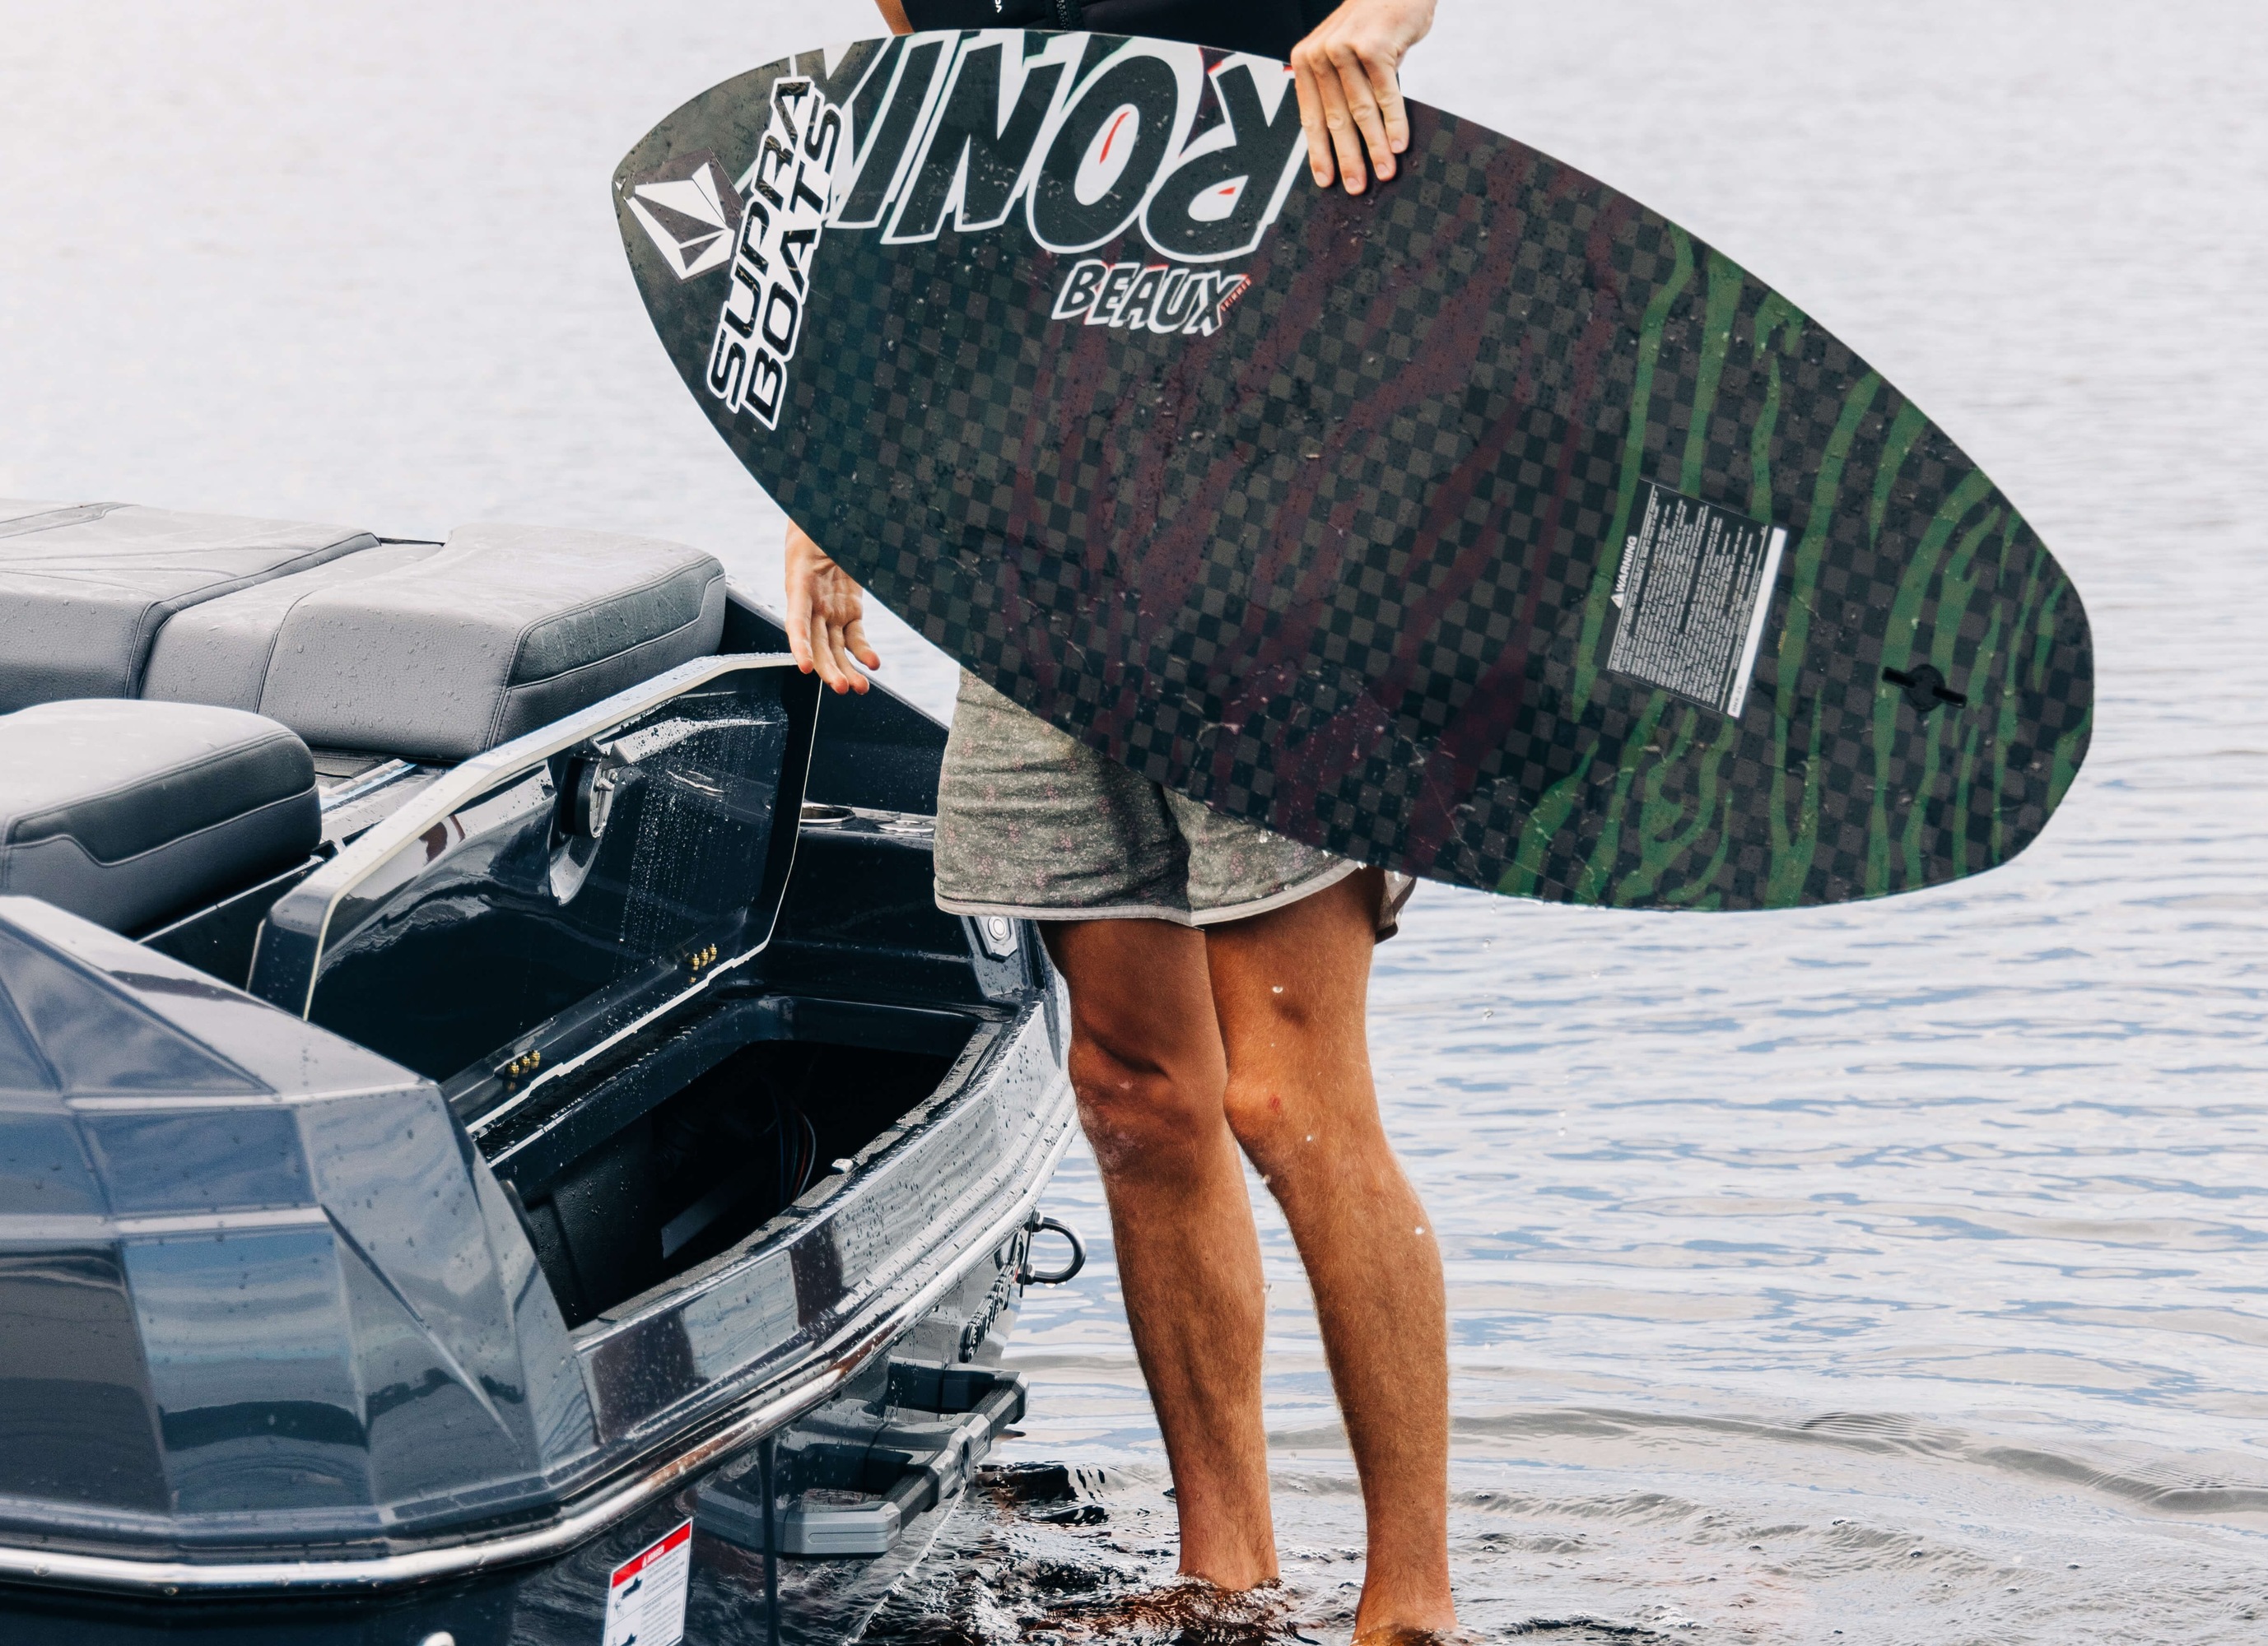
{"left": 704, "top": 77, "right": 843, "bottom": 430}
{"left": 626, "top": 74, "right": 845, "bottom": 432}
{"left": 671, "top": 30, "right": 1311, "bottom": 433}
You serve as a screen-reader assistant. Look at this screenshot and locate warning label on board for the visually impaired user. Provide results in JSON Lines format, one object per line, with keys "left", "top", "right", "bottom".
{"left": 602, "top": 1518, "right": 692, "bottom": 1646}
{"left": 1603, "top": 483, "right": 1789, "bottom": 717}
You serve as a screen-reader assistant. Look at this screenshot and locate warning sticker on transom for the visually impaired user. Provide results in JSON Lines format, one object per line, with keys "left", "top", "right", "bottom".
{"left": 1604, "top": 483, "right": 1788, "bottom": 717}
{"left": 602, "top": 1518, "right": 692, "bottom": 1646}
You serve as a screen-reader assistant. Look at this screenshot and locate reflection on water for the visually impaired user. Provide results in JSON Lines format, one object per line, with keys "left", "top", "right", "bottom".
{"left": 4, "top": 1, "right": 2266, "bottom": 1639}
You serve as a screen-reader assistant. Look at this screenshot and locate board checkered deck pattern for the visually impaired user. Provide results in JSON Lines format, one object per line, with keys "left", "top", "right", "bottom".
{"left": 619, "top": 35, "right": 2092, "bottom": 910}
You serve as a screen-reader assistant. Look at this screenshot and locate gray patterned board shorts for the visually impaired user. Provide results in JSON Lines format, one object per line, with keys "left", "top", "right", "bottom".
{"left": 934, "top": 674, "right": 1415, "bottom": 940}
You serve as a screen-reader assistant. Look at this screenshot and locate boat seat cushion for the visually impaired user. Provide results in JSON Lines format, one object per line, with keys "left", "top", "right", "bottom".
{"left": 139, "top": 540, "right": 445, "bottom": 714}
{"left": 0, "top": 700, "right": 320, "bottom": 934}
{"left": 0, "top": 504, "right": 378, "bottom": 713}
{"left": 143, "top": 523, "right": 729, "bottom": 761}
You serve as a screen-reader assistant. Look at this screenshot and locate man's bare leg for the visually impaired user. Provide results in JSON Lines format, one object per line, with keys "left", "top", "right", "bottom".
{"left": 1208, "top": 871, "right": 1456, "bottom": 1639}
{"left": 1041, "top": 917, "right": 1278, "bottom": 1588}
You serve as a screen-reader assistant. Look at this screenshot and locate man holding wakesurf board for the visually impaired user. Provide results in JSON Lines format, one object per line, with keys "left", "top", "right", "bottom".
{"left": 622, "top": 0, "right": 2089, "bottom": 1616}
{"left": 784, "top": 2, "right": 1458, "bottom": 1637}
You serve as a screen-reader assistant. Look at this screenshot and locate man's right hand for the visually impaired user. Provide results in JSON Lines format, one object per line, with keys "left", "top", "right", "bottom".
{"left": 784, "top": 523, "right": 880, "bottom": 695}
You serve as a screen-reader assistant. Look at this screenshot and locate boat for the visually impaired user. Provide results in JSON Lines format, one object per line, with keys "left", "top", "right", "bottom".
{"left": 0, "top": 500, "right": 1083, "bottom": 1644}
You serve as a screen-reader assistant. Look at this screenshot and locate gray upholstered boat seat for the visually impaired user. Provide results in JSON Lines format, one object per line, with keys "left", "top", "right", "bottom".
{"left": 144, "top": 522, "right": 728, "bottom": 761}
{"left": 0, "top": 700, "right": 319, "bottom": 934}
{"left": 0, "top": 503, "right": 377, "bottom": 712}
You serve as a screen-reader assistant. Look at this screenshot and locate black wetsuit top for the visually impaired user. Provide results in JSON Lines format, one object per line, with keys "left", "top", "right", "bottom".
{"left": 901, "top": 0, "right": 1344, "bottom": 61}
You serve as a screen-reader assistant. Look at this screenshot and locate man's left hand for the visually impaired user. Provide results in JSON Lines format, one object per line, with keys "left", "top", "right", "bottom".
{"left": 1290, "top": 0, "right": 1438, "bottom": 196}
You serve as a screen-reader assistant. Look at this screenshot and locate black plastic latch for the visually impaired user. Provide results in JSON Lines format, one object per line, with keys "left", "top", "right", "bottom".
{"left": 1883, "top": 664, "right": 1968, "bottom": 715}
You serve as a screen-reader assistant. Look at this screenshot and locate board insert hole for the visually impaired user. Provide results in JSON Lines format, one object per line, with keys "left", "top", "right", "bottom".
{"left": 1883, "top": 665, "right": 1968, "bottom": 714}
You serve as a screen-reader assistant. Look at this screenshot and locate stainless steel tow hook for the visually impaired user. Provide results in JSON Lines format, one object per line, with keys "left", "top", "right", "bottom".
{"left": 1018, "top": 1213, "right": 1086, "bottom": 1286}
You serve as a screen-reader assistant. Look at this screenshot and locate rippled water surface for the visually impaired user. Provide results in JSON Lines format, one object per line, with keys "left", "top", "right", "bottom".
{"left": 5, "top": 2, "right": 2265, "bottom": 1639}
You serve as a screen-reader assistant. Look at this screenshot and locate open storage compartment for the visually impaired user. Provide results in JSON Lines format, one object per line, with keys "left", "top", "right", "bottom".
{"left": 482, "top": 996, "right": 980, "bottom": 1327}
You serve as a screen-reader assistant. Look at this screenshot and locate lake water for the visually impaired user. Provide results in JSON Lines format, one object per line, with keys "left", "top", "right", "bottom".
{"left": 4, "top": 2, "right": 2265, "bottom": 1639}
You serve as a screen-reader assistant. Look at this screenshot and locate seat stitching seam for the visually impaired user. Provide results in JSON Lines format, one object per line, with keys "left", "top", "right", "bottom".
{"left": 131, "top": 532, "right": 378, "bottom": 698}
{"left": 254, "top": 564, "right": 364, "bottom": 715}
{"left": 493, "top": 562, "right": 719, "bottom": 747}
{"left": 4, "top": 735, "right": 310, "bottom": 849}
{"left": 16, "top": 784, "right": 318, "bottom": 870}
{"left": 503, "top": 560, "right": 720, "bottom": 683}
{"left": 491, "top": 604, "right": 724, "bottom": 745}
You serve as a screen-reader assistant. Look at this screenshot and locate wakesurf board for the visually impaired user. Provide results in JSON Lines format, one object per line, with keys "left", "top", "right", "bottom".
{"left": 616, "top": 30, "right": 2092, "bottom": 909}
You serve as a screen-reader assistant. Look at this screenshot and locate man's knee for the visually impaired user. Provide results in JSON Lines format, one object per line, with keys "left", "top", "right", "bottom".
{"left": 1069, "top": 1029, "right": 1226, "bottom": 1177}
{"left": 1221, "top": 1070, "right": 1301, "bottom": 1171}
{"left": 1217, "top": 986, "right": 1330, "bottom": 1151}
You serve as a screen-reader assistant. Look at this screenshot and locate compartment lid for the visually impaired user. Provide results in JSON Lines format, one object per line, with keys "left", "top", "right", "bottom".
{"left": 249, "top": 655, "right": 818, "bottom": 1114}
